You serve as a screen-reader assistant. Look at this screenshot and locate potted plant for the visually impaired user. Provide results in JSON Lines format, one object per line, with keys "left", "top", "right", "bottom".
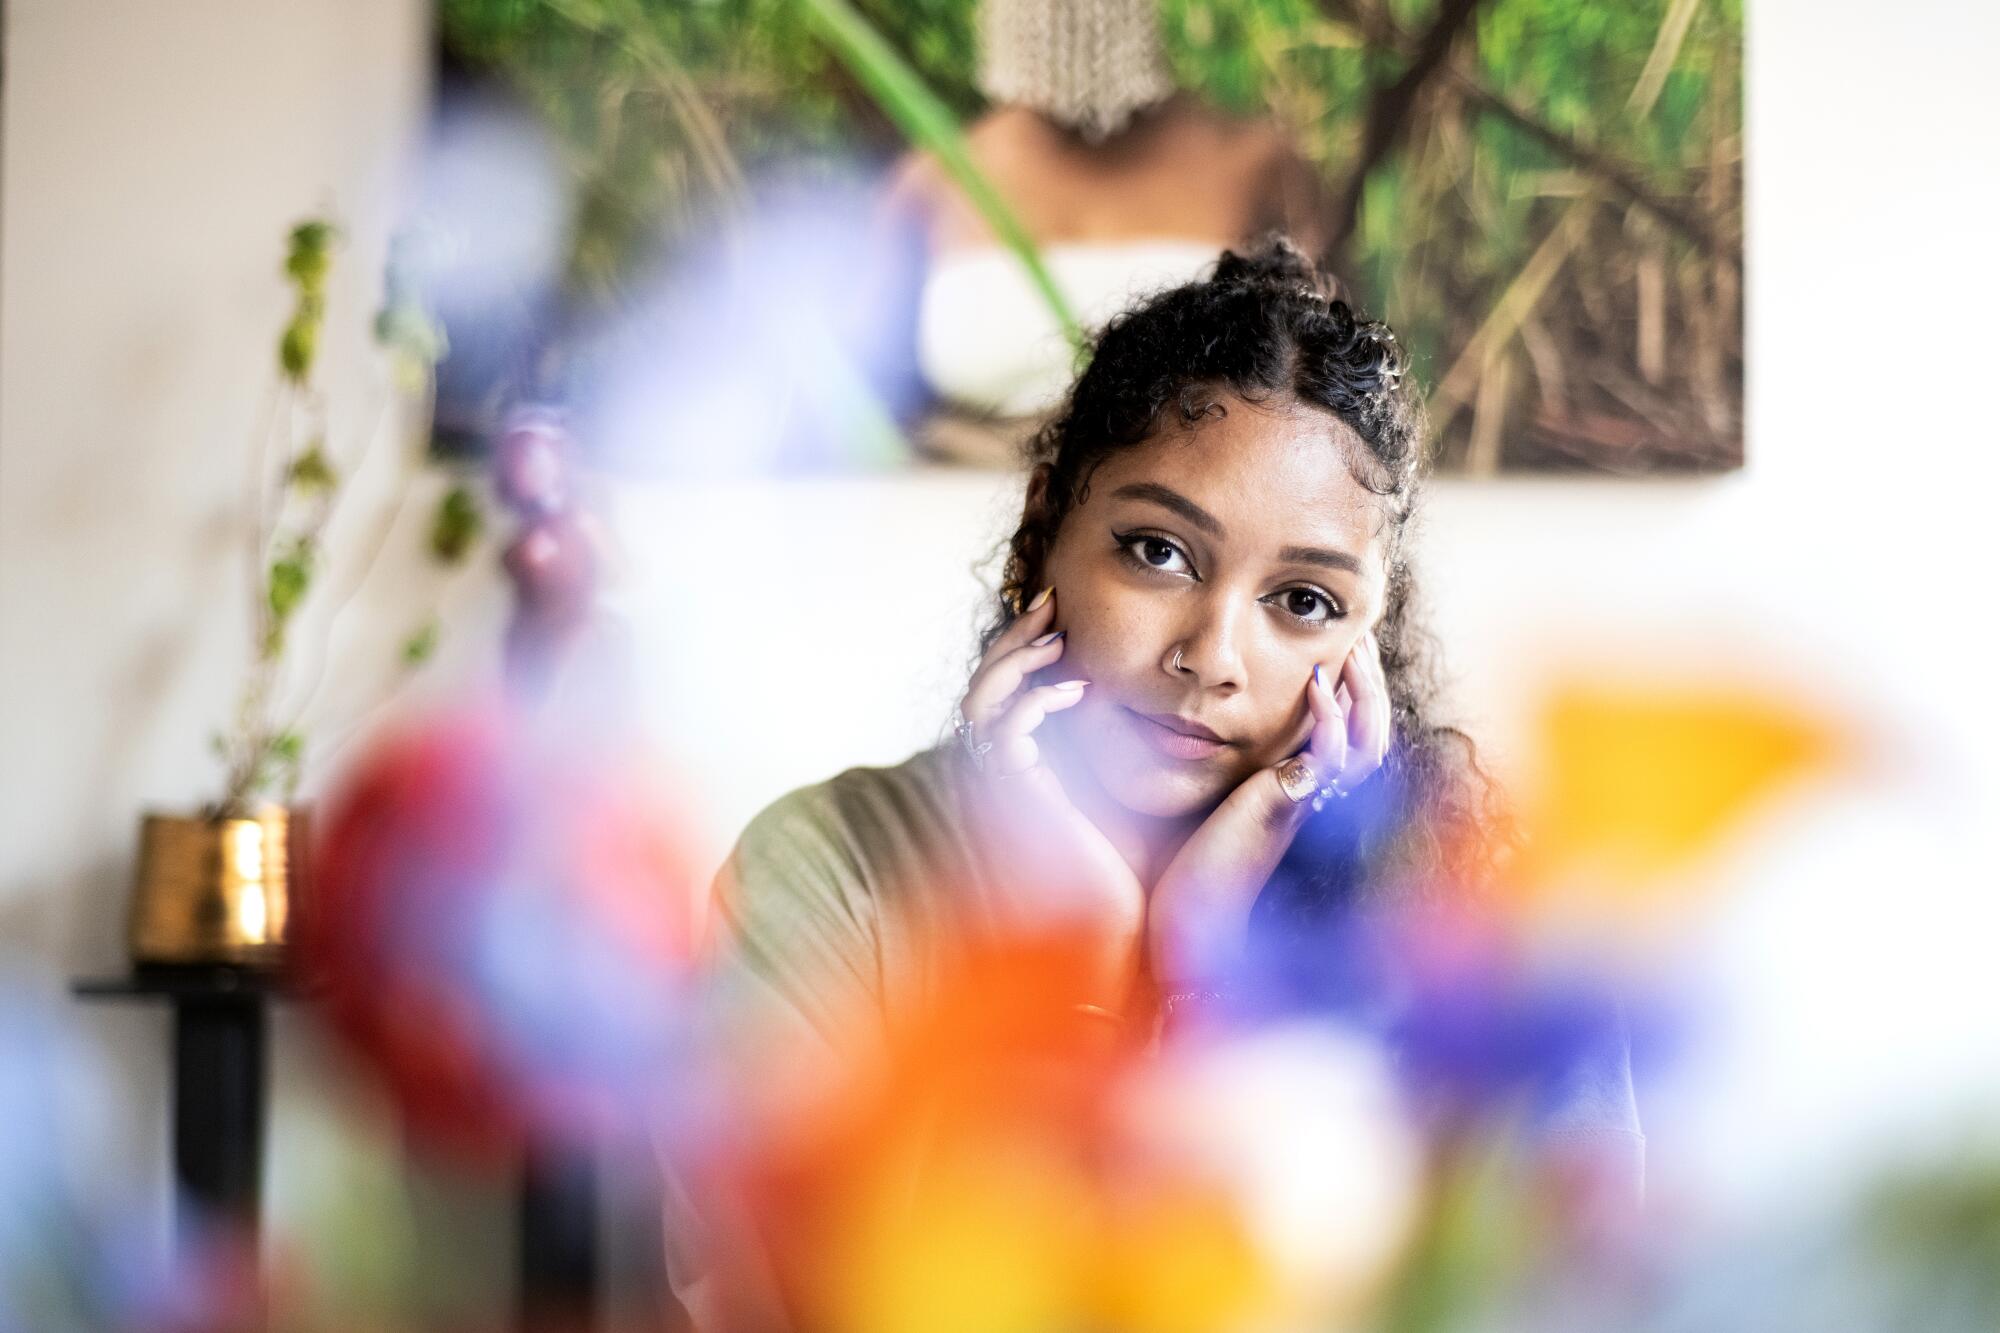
{"left": 128, "top": 219, "right": 483, "bottom": 970}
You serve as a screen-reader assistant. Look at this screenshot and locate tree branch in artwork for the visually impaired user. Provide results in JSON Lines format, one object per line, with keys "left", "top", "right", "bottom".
{"left": 1326, "top": 0, "right": 1490, "bottom": 272}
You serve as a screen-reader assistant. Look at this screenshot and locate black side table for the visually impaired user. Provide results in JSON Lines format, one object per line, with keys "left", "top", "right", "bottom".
{"left": 74, "top": 966, "right": 603, "bottom": 1328}
{"left": 73, "top": 965, "right": 284, "bottom": 1248}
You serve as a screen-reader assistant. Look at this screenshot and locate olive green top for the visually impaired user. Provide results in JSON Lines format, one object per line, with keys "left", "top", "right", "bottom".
{"left": 670, "top": 743, "right": 990, "bottom": 1328}
{"left": 702, "top": 742, "right": 997, "bottom": 1067}
{"left": 704, "top": 743, "right": 1641, "bottom": 1146}
{"left": 672, "top": 743, "right": 1645, "bottom": 1321}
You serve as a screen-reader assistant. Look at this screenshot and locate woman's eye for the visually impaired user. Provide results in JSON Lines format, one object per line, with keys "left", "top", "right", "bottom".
{"left": 1119, "top": 533, "right": 1192, "bottom": 575}
{"left": 1115, "top": 532, "right": 1342, "bottom": 623}
{"left": 1272, "top": 587, "right": 1341, "bottom": 623}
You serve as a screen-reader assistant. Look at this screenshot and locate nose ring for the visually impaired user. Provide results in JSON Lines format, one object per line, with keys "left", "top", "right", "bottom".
{"left": 1171, "top": 648, "right": 1187, "bottom": 673}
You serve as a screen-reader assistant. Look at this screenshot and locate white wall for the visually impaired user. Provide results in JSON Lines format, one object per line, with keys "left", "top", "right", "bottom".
{"left": 0, "top": 0, "right": 510, "bottom": 1307}
{"left": 0, "top": 0, "right": 463, "bottom": 957}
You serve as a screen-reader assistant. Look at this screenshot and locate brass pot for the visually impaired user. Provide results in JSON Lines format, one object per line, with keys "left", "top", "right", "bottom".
{"left": 128, "top": 807, "right": 305, "bottom": 968}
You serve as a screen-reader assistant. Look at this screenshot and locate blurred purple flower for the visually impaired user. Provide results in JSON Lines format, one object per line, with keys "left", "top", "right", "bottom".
{"left": 1172, "top": 784, "right": 1645, "bottom": 1140}
{"left": 0, "top": 964, "right": 233, "bottom": 1330}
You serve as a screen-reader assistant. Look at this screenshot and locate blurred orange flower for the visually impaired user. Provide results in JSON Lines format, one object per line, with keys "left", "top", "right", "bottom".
{"left": 724, "top": 930, "right": 1416, "bottom": 1333}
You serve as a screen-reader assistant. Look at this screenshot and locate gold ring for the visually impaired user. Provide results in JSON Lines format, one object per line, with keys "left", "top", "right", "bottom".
{"left": 1275, "top": 754, "right": 1319, "bottom": 803}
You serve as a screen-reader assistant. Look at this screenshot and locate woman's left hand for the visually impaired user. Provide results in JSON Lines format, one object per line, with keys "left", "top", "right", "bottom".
{"left": 1146, "top": 629, "right": 1392, "bottom": 985}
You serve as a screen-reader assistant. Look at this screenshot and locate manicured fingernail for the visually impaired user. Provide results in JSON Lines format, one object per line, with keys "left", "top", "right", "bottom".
{"left": 1028, "top": 586, "right": 1054, "bottom": 612}
{"left": 1032, "top": 630, "right": 1064, "bottom": 647}
{"left": 1313, "top": 663, "right": 1327, "bottom": 691}
{"left": 1053, "top": 679, "right": 1088, "bottom": 691}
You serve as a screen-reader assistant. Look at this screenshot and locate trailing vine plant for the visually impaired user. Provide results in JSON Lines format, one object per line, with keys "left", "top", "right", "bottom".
{"left": 210, "top": 219, "right": 484, "bottom": 817}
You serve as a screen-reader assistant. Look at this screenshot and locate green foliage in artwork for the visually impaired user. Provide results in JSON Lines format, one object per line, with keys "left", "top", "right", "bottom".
{"left": 1163, "top": 0, "right": 1381, "bottom": 160}
{"left": 441, "top": 0, "right": 980, "bottom": 297}
{"left": 439, "top": 0, "right": 1741, "bottom": 284}
{"left": 440, "top": 0, "right": 1743, "bottom": 471}
{"left": 799, "top": 0, "right": 1077, "bottom": 336}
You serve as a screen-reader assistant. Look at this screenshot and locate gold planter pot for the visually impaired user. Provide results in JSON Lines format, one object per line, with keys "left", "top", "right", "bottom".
{"left": 129, "top": 807, "right": 306, "bottom": 968}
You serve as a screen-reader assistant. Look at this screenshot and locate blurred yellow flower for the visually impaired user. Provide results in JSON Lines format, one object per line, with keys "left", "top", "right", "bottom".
{"left": 1507, "top": 682, "right": 1842, "bottom": 916}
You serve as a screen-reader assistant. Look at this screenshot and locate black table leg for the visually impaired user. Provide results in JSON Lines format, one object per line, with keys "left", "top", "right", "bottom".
{"left": 171, "top": 994, "right": 268, "bottom": 1238}
{"left": 521, "top": 1145, "right": 598, "bottom": 1331}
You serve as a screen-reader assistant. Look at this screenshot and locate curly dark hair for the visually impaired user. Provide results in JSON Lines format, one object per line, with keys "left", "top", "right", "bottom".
{"left": 973, "top": 235, "right": 1513, "bottom": 907}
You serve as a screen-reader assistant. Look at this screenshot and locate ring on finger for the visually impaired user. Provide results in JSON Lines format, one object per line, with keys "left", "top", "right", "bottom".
{"left": 1309, "top": 776, "right": 1349, "bottom": 814}
{"left": 1277, "top": 753, "right": 1351, "bottom": 812}
{"left": 1275, "top": 754, "right": 1321, "bottom": 804}
{"left": 952, "top": 704, "right": 993, "bottom": 771}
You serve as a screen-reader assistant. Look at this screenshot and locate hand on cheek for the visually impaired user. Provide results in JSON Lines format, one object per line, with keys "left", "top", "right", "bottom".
{"left": 1336, "top": 629, "right": 1390, "bottom": 783}
{"left": 1146, "top": 630, "right": 1394, "bottom": 984}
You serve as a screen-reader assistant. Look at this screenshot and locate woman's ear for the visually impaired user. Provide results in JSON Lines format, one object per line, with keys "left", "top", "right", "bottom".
{"left": 1012, "top": 464, "right": 1059, "bottom": 616}
{"left": 1024, "top": 462, "right": 1053, "bottom": 514}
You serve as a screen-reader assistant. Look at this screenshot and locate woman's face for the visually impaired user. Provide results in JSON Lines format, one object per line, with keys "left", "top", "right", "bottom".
{"left": 1034, "top": 394, "right": 1390, "bottom": 819}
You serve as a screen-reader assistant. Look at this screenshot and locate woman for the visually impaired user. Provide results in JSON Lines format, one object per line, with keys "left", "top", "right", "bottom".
{"left": 675, "top": 237, "right": 1640, "bottom": 1325}
{"left": 709, "top": 234, "right": 1499, "bottom": 1032}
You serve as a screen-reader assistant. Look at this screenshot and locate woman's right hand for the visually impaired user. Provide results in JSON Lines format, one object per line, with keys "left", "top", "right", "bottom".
{"left": 955, "top": 587, "right": 1146, "bottom": 1007}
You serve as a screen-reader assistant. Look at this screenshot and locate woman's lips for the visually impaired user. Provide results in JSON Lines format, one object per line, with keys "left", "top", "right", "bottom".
{"left": 1124, "top": 707, "right": 1230, "bottom": 761}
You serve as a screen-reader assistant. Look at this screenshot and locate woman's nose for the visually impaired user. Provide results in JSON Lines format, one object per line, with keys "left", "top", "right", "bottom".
{"left": 1164, "top": 594, "right": 1246, "bottom": 690}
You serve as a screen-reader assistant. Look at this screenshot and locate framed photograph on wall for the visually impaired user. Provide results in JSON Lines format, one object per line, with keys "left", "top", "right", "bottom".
{"left": 430, "top": 0, "right": 1741, "bottom": 478}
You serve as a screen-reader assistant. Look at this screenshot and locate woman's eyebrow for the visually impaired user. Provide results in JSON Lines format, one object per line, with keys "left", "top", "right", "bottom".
{"left": 1278, "top": 545, "right": 1364, "bottom": 575}
{"left": 1110, "top": 482, "right": 1224, "bottom": 536}
{"left": 1111, "top": 482, "right": 1363, "bottom": 574}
